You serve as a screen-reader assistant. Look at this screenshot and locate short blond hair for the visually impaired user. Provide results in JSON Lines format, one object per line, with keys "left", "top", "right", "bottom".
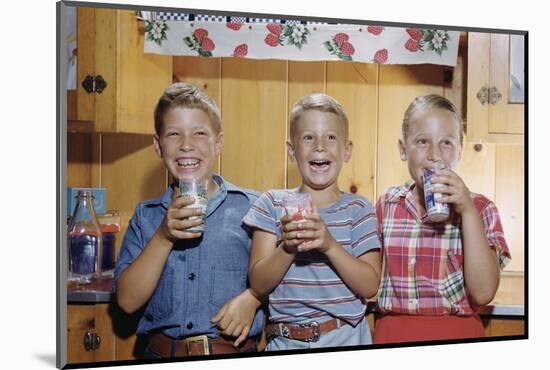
{"left": 154, "top": 82, "right": 222, "bottom": 135}
{"left": 289, "top": 93, "right": 349, "bottom": 142}
{"left": 402, "top": 94, "right": 463, "bottom": 146}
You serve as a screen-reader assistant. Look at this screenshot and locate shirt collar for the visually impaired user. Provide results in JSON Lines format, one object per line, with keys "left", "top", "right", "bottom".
{"left": 387, "top": 180, "right": 416, "bottom": 203}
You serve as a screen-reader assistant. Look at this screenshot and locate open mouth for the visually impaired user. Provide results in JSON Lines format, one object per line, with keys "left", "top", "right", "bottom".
{"left": 309, "top": 159, "right": 331, "bottom": 172}
{"left": 176, "top": 158, "right": 200, "bottom": 170}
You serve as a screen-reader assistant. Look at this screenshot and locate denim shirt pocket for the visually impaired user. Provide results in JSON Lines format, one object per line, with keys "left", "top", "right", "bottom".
{"left": 209, "top": 266, "right": 247, "bottom": 308}
{"left": 144, "top": 266, "right": 174, "bottom": 322}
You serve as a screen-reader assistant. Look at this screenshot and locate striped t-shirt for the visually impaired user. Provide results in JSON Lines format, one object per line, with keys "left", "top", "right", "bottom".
{"left": 243, "top": 189, "right": 380, "bottom": 326}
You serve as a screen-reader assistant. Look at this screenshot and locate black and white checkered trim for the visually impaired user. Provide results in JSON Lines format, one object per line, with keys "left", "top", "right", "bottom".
{"left": 195, "top": 14, "right": 226, "bottom": 22}
{"left": 156, "top": 12, "right": 190, "bottom": 21}
{"left": 153, "top": 12, "right": 320, "bottom": 24}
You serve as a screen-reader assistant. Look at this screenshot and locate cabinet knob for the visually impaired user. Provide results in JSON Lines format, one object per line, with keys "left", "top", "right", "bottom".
{"left": 83, "top": 331, "right": 101, "bottom": 351}
{"left": 476, "top": 86, "right": 489, "bottom": 105}
{"left": 81, "top": 75, "right": 108, "bottom": 94}
{"left": 82, "top": 75, "right": 95, "bottom": 94}
{"left": 488, "top": 86, "right": 502, "bottom": 105}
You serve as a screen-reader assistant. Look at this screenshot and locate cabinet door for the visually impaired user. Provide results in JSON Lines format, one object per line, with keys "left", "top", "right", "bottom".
{"left": 68, "top": 8, "right": 172, "bottom": 134}
{"left": 67, "top": 7, "right": 96, "bottom": 123}
{"left": 67, "top": 304, "right": 115, "bottom": 363}
{"left": 467, "top": 32, "right": 525, "bottom": 143}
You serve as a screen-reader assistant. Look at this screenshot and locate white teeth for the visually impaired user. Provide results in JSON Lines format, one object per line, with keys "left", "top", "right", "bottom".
{"left": 176, "top": 159, "right": 199, "bottom": 167}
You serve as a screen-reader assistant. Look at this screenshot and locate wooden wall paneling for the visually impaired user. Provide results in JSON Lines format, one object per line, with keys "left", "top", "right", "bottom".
{"left": 376, "top": 64, "right": 445, "bottom": 199}
{"left": 221, "top": 58, "right": 287, "bottom": 191}
{"left": 287, "top": 61, "right": 326, "bottom": 189}
{"left": 116, "top": 11, "right": 172, "bottom": 134}
{"left": 457, "top": 140, "right": 496, "bottom": 201}
{"left": 67, "top": 133, "right": 101, "bottom": 188}
{"left": 73, "top": 7, "right": 96, "bottom": 122}
{"left": 495, "top": 144, "right": 524, "bottom": 272}
{"left": 67, "top": 305, "right": 95, "bottom": 363}
{"left": 173, "top": 56, "right": 222, "bottom": 174}
{"left": 466, "top": 32, "right": 489, "bottom": 143}
{"left": 101, "top": 133, "right": 168, "bottom": 260}
{"left": 443, "top": 35, "right": 466, "bottom": 121}
{"left": 326, "top": 62, "right": 378, "bottom": 201}
{"left": 94, "top": 303, "right": 115, "bottom": 361}
{"left": 491, "top": 271, "right": 524, "bottom": 305}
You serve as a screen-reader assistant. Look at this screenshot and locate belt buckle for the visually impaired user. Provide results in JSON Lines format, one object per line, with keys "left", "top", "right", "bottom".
{"left": 300, "top": 321, "right": 320, "bottom": 342}
{"left": 183, "top": 335, "right": 210, "bottom": 355}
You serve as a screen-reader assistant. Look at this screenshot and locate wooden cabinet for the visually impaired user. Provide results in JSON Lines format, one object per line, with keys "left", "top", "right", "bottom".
{"left": 467, "top": 32, "right": 525, "bottom": 143}
{"left": 67, "top": 8, "right": 172, "bottom": 134}
{"left": 67, "top": 304, "right": 115, "bottom": 363}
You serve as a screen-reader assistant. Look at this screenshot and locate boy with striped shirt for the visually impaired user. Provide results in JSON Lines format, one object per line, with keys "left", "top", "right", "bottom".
{"left": 243, "top": 93, "right": 381, "bottom": 350}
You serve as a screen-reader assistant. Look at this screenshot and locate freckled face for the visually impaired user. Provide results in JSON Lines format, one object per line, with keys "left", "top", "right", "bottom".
{"left": 399, "top": 108, "right": 461, "bottom": 188}
{"left": 153, "top": 107, "right": 223, "bottom": 183}
{"left": 288, "top": 110, "right": 352, "bottom": 191}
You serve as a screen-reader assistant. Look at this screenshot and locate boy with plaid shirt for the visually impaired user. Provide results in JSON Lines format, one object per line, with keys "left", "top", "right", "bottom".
{"left": 374, "top": 94, "right": 511, "bottom": 343}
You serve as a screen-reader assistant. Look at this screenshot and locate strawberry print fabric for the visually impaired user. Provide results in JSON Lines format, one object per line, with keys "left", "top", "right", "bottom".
{"left": 144, "top": 19, "right": 460, "bottom": 66}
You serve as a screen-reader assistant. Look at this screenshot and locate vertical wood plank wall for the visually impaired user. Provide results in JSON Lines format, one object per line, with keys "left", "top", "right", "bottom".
{"left": 67, "top": 54, "right": 525, "bottom": 304}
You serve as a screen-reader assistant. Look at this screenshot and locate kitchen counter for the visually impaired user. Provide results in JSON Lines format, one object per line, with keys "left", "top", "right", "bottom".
{"left": 67, "top": 277, "right": 525, "bottom": 317}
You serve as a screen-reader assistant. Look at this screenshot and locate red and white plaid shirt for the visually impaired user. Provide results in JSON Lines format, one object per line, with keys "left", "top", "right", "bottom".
{"left": 376, "top": 181, "right": 511, "bottom": 316}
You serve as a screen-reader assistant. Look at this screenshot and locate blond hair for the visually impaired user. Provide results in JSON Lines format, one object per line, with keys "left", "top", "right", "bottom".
{"left": 154, "top": 82, "right": 222, "bottom": 135}
{"left": 402, "top": 94, "right": 463, "bottom": 146}
{"left": 289, "top": 93, "right": 349, "bottom": 142}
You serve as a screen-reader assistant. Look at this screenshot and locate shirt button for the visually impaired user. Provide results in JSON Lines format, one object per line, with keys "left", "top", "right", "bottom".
{"left": 178, "top": 254, "right": 186, "bottom": 261}
{"left": 188, "top": 273, "right": 196, "bottom": 280}
{"left": 409, "top": 257, "right": 416, "bottom": 265}
{"left": 408, "top": 299, "right": 418, "bottom": 306}
{"left": 186, "top": 322, "right": 194, "bottom": 329}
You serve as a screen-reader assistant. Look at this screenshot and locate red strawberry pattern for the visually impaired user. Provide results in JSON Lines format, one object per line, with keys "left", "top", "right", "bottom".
{"left": 226, "top": 22, "right": 243, "bottom": 31}
{"left": 193, "top": 28, "right": 208, "bottom": 42}
{"left": 405, "top": 38, "right": 420, "bottom": 52}
{"left": 266, "top": 23, "right": 282, "bottom": 36}
{"left": 374, "top": 48, "right": 388, "bottom": 63}
{"left": 265, "top": 33, "right": 280, "bottom": 47}
{"left": 233, "top": 44, "right": 248, "bottom": 57}
{"left": 340, "top": 42, "right": 355, "bottom": 56}
{"left": 367, "top": 26, "right": 384, "bottom": 35}
{"left": 406, "top": 28, "right": 422, "bottom": 41}
{"left": 334, "top": 33, "right": 349, "bottom": 45}
{"left": 201, "top": 37, "right": 215, "bottom": 52}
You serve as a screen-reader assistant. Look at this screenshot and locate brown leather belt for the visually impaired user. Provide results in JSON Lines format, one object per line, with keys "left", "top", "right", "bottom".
{"left": 149, "top": 333, "right": 257, "bottom": 357}
{"left": 268, "top": 318, "right": 348, "bottom": 342}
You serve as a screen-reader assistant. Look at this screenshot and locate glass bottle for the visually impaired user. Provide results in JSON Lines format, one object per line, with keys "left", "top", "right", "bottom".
{"left": 67, "top": 191, "right": 103, "bottom": 285}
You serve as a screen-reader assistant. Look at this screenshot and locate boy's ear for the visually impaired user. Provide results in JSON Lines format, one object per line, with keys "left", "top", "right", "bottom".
{"left": 153, "top": 135, "right": 163, "bottom": 158}
{"left": 214, "top": 132, "right": 224, "bottom": 156}
{"left": 398, "top": 139, "right": 407, "bottom": 161}
{"left": 286, "top": 140, "right": 297, "bottom": 162}
{"left": 344, "top": 140, "right": 353, "bottom": 162}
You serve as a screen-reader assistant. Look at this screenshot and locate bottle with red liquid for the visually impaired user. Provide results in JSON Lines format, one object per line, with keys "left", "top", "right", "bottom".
{"left": 67, "top": 190, "right": 103, "bottom": 285}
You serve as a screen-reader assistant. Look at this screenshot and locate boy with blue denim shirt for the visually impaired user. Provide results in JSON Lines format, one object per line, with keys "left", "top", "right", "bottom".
{"left": 114, "top": 82, "right": 264, "bottom": 358}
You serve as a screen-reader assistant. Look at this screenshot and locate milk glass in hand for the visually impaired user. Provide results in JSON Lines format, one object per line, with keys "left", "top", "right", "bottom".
{"left": 179, "top": 178, "right": 209, "bottom": 232}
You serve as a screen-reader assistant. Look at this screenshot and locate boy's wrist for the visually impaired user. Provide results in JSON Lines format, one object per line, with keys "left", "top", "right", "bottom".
{"left": 152, "top": 228, "right": 175, "bottom": 250}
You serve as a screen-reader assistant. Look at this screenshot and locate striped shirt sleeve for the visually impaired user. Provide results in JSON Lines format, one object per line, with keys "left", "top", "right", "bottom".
{"left": 350, "top": 196, "right": 381, "bottom": 258}
{"left": 243, "top": 190, "right": 281, "bottom": 238}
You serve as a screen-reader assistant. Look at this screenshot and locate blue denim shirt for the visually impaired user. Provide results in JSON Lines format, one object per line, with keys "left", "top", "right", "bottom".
{"left": 114, "top": 174, "right": 264, "bottom": 339}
